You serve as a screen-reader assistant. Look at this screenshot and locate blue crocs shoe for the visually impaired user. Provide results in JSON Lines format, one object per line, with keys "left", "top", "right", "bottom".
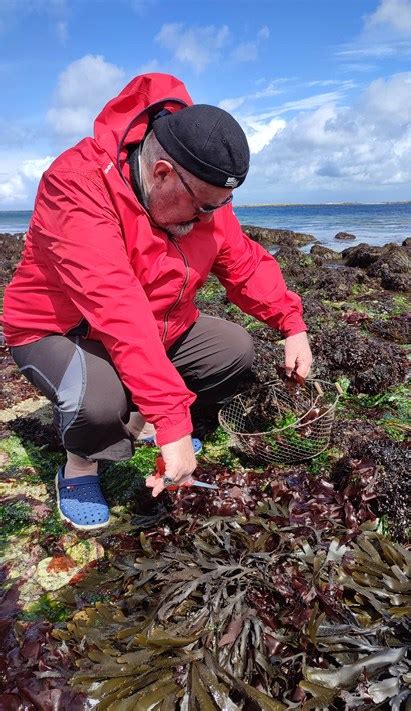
{"left": 56, "top": 466, "right": 110, "bottom": 530}
{"left": 140, "top": 435, "right": 202, "bottom": 455}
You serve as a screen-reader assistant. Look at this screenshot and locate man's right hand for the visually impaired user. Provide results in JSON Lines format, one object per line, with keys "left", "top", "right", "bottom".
{"left": 146, "top": 434, "right": 197, "bottom": 497}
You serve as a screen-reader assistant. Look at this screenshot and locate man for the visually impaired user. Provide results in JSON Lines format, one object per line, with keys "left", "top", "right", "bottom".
{"left": 3, "top": 73, "right": 312, "bottom": 530}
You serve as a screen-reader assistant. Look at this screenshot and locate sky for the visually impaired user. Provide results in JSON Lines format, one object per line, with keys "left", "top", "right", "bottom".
{"left": 0, "top": 0, "right": 410, "bottom": 208}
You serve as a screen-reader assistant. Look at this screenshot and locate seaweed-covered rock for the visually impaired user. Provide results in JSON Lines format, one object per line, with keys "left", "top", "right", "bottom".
{"left": 332, "top": 434, "right": 410, "bottom": 543}
{"left": 367, "top": 245, "right": 411, "bottom": 292}
{"left": 367, "top": 314, "right": 411, "bottom": 344}
{"left": 241, "top": 225, "right": 316, "bottom": 248}
{"left": 335, "top": 231, "right": 356, "bottom": 241}
{"left": 0, "top": 232, "right": 25, "bottom": 285}
{"left": 311, "top": 266, "right": 371, "bottom": 300}
{"left": 342, "top": 243, "right": 411, "bottom": 292}
{"left": 310, "top": 325, "right": 408, "bottom": 394}
{"left": 342, "top": 242, "right": 383, "bottom": 268}
{"left": 310, "top": 244, "right": 341, "bottom": 261}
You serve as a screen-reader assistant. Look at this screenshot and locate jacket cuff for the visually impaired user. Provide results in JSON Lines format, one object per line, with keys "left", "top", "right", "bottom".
{"left": 154, "top": 415, "right": 194, "bottom": 447}
{"left": 266, "top": 313, "right": 308, "bottom": 337}
{"left": 283, "top": 321, "right": 308, "bottom": 337}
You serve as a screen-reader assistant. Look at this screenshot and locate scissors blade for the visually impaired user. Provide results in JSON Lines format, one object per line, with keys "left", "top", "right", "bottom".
{"left": 190, "top": 479, "right": 218, "bottom": 490}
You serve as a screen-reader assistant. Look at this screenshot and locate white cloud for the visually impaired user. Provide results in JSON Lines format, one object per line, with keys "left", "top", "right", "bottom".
{"left": 336, "top": 43, "right": 409, "bottom": 59}
{"left": 364, "top": 71, "right": 411, "bottom": 124}
{"left": 218, "top": 78, "right": 289, "bottom": 116}
{"left": 242, "top": 71, "right": 411, "bottom": 201}
{"left": 254, "top": 79, "right": 289, "bottom": 98}
{"left": 0, "top": 0, "right": 68, "bottom": 36}
{"left": 257, "top": 26, "right": 270, "bottom": 41}
{"left": 366, "top": 0, "right": 411, "bottom": 35}
{"left": 136, "top": 59, "right": 161, "bottom": 74}
{"left": 336, "top": 0, "right": 411, "bottom": 65}
{"left": 243, "top": 117, "right": 286, "bottom": 154}
{"left": 128, "top": 0, "right": 156, "bottom": 14}
{"left": 231, "top": 42, "right": 258, "bottom": 63}
{"left": 46, "top": 55, "right": 126, "bottom": 139}
{"left": 56, "top": 20, "right": 68, "bottom": 42}
{"left": 155, "top": 23, "right": 229, "bottom": 73}
{"left": 230, "top": 24, "right": 270, "bottom": 64}
{"left": 0, "top": 156, "right": 54, "bottom": 204}
{"left": 218, "top": 97, "right": 246, "bottom": 112}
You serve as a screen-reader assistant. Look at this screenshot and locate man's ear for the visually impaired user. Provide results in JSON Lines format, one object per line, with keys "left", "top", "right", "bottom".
{"left": 152, "top": 159, "right": 174, "bottom": 184}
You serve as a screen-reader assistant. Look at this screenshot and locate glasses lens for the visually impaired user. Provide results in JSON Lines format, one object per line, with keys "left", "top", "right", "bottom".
{"left": 201, "top": 195, "right": 233, "bottom": 213}
{"left": 174, "top": 166, "right": 233, "bottom": 213}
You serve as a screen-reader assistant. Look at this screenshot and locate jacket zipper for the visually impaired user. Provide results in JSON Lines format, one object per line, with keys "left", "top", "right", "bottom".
{"left": 162, "top": 238, "right": 190, "bottom": 344}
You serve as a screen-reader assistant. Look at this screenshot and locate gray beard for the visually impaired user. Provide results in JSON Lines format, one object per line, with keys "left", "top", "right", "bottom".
{"left": 167, "top": 222, "right": 195, "bottom": 237}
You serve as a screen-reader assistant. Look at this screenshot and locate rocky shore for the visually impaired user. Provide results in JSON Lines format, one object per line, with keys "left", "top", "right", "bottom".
{"left": 0, "top": 227, "right": 410, "bottom": 708}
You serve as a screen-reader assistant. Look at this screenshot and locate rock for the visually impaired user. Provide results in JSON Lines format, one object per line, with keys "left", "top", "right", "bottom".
{"left": 310, "top": 245, "right": 341, "bottom": 261}
{"left": 402, "top": 237, "right": 411, "bottom": 248}
{"left": 366, "top": 245, "right": 411, "bottom": 291}
{"left": 334, "top": 231, "right": 356, "bottom": 241}
{"left": 369, "top": 264, "right": 411, "bottom": 292}
{"left": 36, "top": 555, "right": 79, "bottom": 591}
{"left": 66, "top": 538, "right": 104, "bottom": 566}
{"left": 313, "top": 267, "right": 371, "bottom": 300}
{"left": 341, "top": 243, "right": 411, "bottom": 292}
{"left": 241, "top": 225, "right": 317, "bottom": 248}
{"left": 0, "top": 233, "right": 25, "bottom": 285}
{"left": 342, "top": 243, "right": 382, "bottom": 268}
{"left": 310, "top": 325, "right": 408, "bottom": 395}
{"left": 35, "top": 538, "right": 104, "bottom": 591}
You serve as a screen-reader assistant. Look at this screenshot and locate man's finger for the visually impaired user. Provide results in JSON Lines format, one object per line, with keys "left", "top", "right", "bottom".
{"left": 295, "top": 361, "right": 311, "bottom": 378}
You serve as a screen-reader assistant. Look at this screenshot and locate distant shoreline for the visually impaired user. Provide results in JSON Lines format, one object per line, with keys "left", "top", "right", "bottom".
{"left": 1, "top": 200, "right": 411, "bottom": 213}
{"left": 235, "top": 200, "right": 411, "bottom": 208}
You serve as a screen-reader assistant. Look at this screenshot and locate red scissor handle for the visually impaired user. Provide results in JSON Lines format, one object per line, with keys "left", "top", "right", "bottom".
{"left": 153, "top": 455, "right": 191, "bottom": 491}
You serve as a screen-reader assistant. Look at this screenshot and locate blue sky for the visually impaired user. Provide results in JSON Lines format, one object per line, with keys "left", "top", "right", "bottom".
{"left": 0, "top": 0, "right": 410, "bottom": 208}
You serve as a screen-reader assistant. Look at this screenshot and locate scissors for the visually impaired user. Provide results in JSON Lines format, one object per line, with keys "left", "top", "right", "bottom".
{"left": 153, "top": 456, "right": 218, "bottom": 491}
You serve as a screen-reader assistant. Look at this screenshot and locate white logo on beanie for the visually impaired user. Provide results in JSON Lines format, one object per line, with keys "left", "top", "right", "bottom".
{"left": 225, "top": 177, "right": 239, "bottom": 187}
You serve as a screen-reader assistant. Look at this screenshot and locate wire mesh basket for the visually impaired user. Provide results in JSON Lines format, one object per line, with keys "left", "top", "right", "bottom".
{"left": 218, "top": 378, "right": 341, "bottom": 464}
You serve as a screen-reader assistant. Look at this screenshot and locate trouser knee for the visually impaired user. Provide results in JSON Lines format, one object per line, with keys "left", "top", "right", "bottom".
{"left": 232, "top": 325, "right": 255, "bottom": 373}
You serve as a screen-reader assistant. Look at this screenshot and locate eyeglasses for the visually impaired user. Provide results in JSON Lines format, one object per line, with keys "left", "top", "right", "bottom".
{"left": 172, "top": 165, "right": 233, "bottom": 214}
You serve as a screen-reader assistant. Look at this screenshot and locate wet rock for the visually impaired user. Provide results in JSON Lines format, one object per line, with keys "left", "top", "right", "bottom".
{"left": 367, "top": 245, "right": 411, "bottom": 292}
{"left": 334, "top": 231, "right": 356, "bottom": 241}
{"left": 342, "top": 243, "right": 382, "bottom": 268}
{"left": 341, "top": 243, "right": 411, "bottom": 292}
{"left": 242, "top": 225, "right": 316, "bottom": 248}
{"left": 310, "top": 245, "right": 341, "bottom": 261}
{"left": 371, "top": 265, "right": 411, "bottom": 292}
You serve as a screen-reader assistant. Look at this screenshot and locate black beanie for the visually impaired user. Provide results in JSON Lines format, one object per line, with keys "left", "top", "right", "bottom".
{"left": 152, "top": 104, "right": 250, "bottom": 188}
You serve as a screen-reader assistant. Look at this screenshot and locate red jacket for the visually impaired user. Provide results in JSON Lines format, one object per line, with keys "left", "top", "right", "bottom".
{"left": 3, "top": 73, "right": 307, "bottom": 446}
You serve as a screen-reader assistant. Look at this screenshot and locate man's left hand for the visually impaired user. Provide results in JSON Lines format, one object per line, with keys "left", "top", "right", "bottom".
{"left": 284, "top": 331, "right": 312, "bottom": 379}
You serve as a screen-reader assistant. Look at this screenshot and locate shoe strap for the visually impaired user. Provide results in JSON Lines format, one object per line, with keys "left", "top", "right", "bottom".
{"left": 58, "top": 474, "right": 101, "bottom": 490}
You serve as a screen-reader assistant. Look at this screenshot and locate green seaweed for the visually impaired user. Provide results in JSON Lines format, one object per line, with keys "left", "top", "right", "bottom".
{"left": 0, "top": 500, "right": 32, "bottom": 542}
{"left": 20, "top": 594, "right": 71, "bottom": 624}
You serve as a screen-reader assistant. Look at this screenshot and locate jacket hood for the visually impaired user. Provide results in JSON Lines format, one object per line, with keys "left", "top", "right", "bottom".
{"left": 93, "top": 73, "right": 193, "bottom": 165}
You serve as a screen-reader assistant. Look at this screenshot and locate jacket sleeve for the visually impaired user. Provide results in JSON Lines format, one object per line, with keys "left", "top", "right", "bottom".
{"left": 212, "top": 207, "right": 307, "bottom": 337}
{"left": 35, "top": 170, "right": 195, "bottom": 446}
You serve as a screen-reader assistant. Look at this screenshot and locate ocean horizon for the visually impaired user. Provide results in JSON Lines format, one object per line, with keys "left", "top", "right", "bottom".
{"left": 1, "top": 201, "right": 410, "bottom": 251}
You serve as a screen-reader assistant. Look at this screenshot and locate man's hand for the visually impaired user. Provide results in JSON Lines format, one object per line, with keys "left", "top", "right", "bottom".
{"left": 146, "top": 434, "right": 197, "bottom": 497}
{"left": 284, "top": 331, "right": 312, "bottom": 379}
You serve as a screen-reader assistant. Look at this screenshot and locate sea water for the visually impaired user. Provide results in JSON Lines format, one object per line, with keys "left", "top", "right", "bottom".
{"left": 1, "top": 203, "right": 410, "bottom": 251}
